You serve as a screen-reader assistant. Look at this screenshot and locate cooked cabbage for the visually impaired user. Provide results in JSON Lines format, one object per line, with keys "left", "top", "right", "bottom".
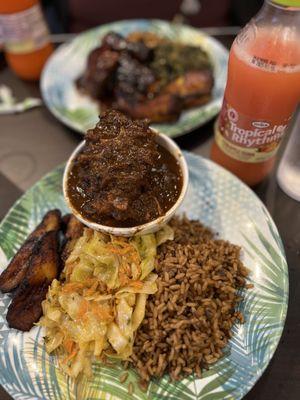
{"left": 39, "top": 225, "right": 173, "bottom": 378}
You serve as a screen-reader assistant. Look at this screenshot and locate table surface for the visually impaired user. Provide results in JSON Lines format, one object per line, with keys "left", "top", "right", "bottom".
{"left": 0, "top": 34, "right": 299, "bottom": 400}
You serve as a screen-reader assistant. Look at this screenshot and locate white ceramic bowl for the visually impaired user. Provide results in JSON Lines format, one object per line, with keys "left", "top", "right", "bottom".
{"left": 63, "top": 130, "right": 189, "bottom": 236}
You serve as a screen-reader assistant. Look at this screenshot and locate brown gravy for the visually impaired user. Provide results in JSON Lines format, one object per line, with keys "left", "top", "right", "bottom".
{"left": 66, "top": 111, "right": 183, "bottom": 228}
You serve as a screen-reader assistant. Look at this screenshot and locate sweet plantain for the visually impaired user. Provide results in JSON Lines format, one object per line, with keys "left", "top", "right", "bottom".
{"left": 61, "top": 214, "right": 84, "bottom": 262}
{"left": 6, "top": 230, "right": 60, "bottom": 331}
{"left": 0, "top": 209, "right": 61, "bottom": 293}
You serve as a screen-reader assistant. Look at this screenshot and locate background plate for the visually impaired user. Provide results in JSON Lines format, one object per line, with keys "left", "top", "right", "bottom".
{"left": 41, "top": 19, "right": 228, "bottom": 138}
{"left": 0, "top": 153, "right": 288, "bottom": 400}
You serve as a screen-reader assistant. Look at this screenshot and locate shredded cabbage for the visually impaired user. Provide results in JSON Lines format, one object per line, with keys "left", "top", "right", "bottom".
{"left": 156, "top": 224, "right": 174, "bottom": 246}
{"left": 39, "top": 225, "right": 173, "bottom": 378}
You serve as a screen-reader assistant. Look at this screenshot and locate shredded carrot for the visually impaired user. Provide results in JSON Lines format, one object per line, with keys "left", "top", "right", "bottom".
{"left": 77, "top": 299, "right": 89, "bottom": 318}
{"left": 122, "top": 261, "right": 132, "bottom": 276}
{"left": 91, "top": 303, "right": 113, "bottom": 322}
{"left": 85, "top": 281, "right": 98, "bottom": 296}
{"left": 62, "top": 348, "right": 77, "bottom": 364}
{"left": 111, "top": 238, "right": 128, "bottom": 245}
{"left": 106, "top": 245, "right": 132, "bottom": 256}
{"left": 129, "top": 280, "right": 143, "bottom": 289}
{"left": 119, "top": 271, "right": 130, "bottom": 286}
{"left": 63, "top": 338, "right": 75, "bottom": 354}
{"left": 62, "top": 282, "right": 85, "bottom": 293}
{"left": 132, "top": 253, "right": 141, "bottom": 265}
{"left": 86, "top": 278, "right": 103, "bottom": 291}
{"left": 128, "top": 250, "right": 141, "bottom": 271}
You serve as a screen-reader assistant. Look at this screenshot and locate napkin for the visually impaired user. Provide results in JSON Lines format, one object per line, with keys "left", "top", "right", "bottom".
{"left": 0, "top": 85, "right": 42, "bottom": 114}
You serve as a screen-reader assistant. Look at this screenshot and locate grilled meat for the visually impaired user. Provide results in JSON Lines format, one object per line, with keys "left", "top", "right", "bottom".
{"left": 77, "top": 32, "right": 152, "bottom": 101}
{"left": 0, "top": 210, "right": 61, "bottom": 293}
{"left": 113, "top": 52, "right": 182, "bottom": 122}
{"left": 164, "top": 70, "right": 213, "bottom": 100}
{"left": 115, "top": 69, "right": 213, "bottom": 122}
{"left": 76, "top": 31, "right": 213, "bottom": 122}
{"left": 103, "top": 32, "right": 151, "bottom": 62}
{"left": 181, "top": 93, "right": 211, "bottom": 109}
{"left": 116, "top": 53, "right": 156, "bottom": 98}
{"left": 77, "top": 47, "right": 120, "bottom": 100}
{"left": 126, "top": 31, "right": 166, "bottom": 48}
{"left": 115, "top": 92, "right": 182, "bottom": 122}
{"left": 6, "top": 230, "right": 60, "bottom": 331}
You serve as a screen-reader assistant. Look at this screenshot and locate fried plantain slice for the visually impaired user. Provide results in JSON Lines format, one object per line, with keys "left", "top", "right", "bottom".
{"left": 28, "top": 209, "right": 61, "bottom": 240}
{"left": 163, "top": 70, "right": 213, "bottom": 99}
{"left": 6, "top": 230, "right": 60, "bottom": 331}
{"left": 61, "top": 213, "right": 71, "bottom": 234}
{"left": 0, "top": 209, "right": 61, "bottom": 293}
{"left": 61, "top": 215, "right": 84, "bottom": 262}
{"left": 115, "top": 92, "right": 182, "bottom": 122}
{"left": 64, "top": 215, "right": 84, "bottom": 241}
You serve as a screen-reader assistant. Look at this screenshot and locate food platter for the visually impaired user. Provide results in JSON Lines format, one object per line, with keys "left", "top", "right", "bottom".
{"left": 0, "top": 152, "right": 288, "bottom": 400}
{"left": 41, "top": 19, "right": 228, "bottom": 138}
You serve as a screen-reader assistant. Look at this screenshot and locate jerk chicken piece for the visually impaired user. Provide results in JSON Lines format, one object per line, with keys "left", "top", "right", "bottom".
{"left": 6, "top": 230, "right": 60, "bottom": 331}
{"left": 77, "top": 32, "right": 151, "bottom": 100}
{"left": 0, "top": 210, "right": 61, "bottom": 293}
{"left": 102, "top": 32, "right": 151, "bottom": 62}
{"left": 113, "top": 53, "right": 182, "bottom": 122}
{"left": 77, "top": 47, "right": 120, "bottom": 100}
{"left": 116, "top": 53, "right": 156, "bottom": 97}
{"left": 115, "top": 93, "right": 182, "bottom": 122}
{"left": 114, "top": 68, "right": 213, "bottom": 122}
{"left": 163, "top": 70, "right": 213, "bottom": 108}
{"left": 113, "top": 46, "right": 216, "bottom": 122}
{"left": 114, "top": 67, "right": 213, "bottom": 122}
{"left": 124, "top": 41, "right": 214, "bottom": 120}
{"left": 76, "top": 31, "right": 214, "bottom": 123}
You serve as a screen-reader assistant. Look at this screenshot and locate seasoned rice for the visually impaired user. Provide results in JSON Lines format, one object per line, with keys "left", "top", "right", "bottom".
{"left": 130, "top": 216, "right": 250, "bottom": 383}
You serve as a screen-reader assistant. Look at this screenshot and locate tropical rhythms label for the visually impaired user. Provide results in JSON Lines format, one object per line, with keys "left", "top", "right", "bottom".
{"left": 216, "top": 98, "right": 290, "bottom": 163}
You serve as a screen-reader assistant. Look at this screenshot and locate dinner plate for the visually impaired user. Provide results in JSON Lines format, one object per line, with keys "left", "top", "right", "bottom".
{"left": 41, "top": 19, "right": 229, "bottom": 138}
{"left": 0, "top": 153, "right": 288, "bottom": 400}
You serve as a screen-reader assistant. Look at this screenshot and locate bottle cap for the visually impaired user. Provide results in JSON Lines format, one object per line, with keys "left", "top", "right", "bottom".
{"left": 272, "top": 0, "right": 300, "bottom": 6}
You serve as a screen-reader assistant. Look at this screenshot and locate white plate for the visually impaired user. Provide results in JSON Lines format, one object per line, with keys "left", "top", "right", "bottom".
{"left": 41, "top": 19, "right": 228, "bottom": 137}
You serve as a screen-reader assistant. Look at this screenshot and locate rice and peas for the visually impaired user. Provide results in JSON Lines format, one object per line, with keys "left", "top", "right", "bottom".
{"left": 40, "top": 216, "right": 251, "bottom": 386}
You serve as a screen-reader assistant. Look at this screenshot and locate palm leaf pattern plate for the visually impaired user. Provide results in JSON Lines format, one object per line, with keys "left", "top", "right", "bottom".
{"left": 40, "top": 19, "right": 228, "bottom": 138}
{"left": 0, "top": 153, "right": 288, "bottom": 400}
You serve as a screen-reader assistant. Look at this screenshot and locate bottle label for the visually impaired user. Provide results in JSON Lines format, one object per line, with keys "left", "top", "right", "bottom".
{"left": 215, "top": 98, "right": 290, "bottom": 163}
{"left": 0, "top": 5, "right": 50, "bottom": 54}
